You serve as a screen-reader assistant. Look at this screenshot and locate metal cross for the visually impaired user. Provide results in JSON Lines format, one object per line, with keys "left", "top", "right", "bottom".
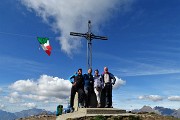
{"left": 70, "top": 20, "right": 108, "bottom": 70}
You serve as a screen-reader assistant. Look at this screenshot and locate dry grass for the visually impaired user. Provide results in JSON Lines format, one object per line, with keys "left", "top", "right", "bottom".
{"left": 17, "top": 115, "right": 56, "bottom": 120}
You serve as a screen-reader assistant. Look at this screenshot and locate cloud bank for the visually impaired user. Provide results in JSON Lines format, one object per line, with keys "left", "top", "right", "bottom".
{"left": 9, "top": 75, "right": 71, "bottom": 103}
{"left": 20, "top": 0, "right": 133, "bottom": 55}
{"left": 8, "top": 75, "right": 124, "bottom": 103}
{"left": 168, "top": 96, "right": 180, "bottom": 101}
{"left": 138, "top": 95, "right": 163, "bottom": 102}
{"left": 2, "top": 75, "right": 180, "bottom": 111}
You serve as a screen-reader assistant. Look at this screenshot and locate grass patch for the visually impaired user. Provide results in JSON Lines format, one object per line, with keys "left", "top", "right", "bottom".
{"left": 93, "top": 115, "right": 106, "bottom": 120}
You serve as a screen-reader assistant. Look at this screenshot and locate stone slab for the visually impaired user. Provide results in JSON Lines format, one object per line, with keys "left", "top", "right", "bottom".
{"left": 85, "top": 108, "right": 126, "bottom": 114}
{"left": 56, "top": 108, "right": 128, "bottom": 120}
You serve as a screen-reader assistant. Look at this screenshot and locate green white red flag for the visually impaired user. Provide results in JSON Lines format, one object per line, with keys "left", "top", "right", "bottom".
{"left": 37, "top": 37, "right": 52, "bottom": 56}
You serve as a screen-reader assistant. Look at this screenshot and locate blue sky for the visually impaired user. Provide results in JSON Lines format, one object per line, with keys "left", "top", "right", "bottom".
{"left": 0, "top": 0, "right": 180, "bottom": 112}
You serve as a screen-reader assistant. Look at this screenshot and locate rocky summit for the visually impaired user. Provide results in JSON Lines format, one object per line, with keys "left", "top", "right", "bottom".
{"left": 19, "top": 113, "right": 180, "bottom": 120}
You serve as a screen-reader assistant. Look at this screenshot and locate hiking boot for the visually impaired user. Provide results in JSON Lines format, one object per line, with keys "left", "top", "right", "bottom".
{"left": 110, "top": 106, "right": 113, "bottom": 108}
{"left": 97, "top": 103, "right": 101, "bottom": 108}
{"left": 105, "top": 105, "right": 109, "bottom": 108}
{"left": 79, "top": 103, "right": 84, "bottom": 108}
{"left": 70, "top": 107, "right": 74, "bottom": 113}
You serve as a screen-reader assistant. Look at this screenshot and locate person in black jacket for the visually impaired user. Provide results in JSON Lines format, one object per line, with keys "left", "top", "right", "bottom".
{"left": 83, "top": 68, "right": 94, "bottom": 108}
{"left": 69, "top": 68, "right": 85, "bottom": 111}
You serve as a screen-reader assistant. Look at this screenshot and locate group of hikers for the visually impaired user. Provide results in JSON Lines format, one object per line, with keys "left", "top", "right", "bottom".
{"left": 69, "top": 66, "right": 116, "bottom": 112}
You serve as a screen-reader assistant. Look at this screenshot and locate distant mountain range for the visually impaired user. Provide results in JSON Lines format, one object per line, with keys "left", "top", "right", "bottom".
{"left": 0, "top": 108, "right": 54, "bottom": 120}
{"left": 132, "top": 105, "right": 180, "bottom": 118}
{"left": 0, "top": 106, "right": 180, "bottom": 120}
{"left": 0, "top": 110, "right": 17, "bottom": 120}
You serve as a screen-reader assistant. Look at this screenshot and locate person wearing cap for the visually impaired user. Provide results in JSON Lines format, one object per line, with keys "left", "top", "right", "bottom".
{"left": 69, "top": 68, "right": 85, "bottom": 112}
{"left": 93, "top": 69, "right": 103, "bottom": 108}
{"left": 83, "top": 68, "right": 94, "bottom": 108}
{"left": 101, "top": 67, "right": 116, "bottom": 108}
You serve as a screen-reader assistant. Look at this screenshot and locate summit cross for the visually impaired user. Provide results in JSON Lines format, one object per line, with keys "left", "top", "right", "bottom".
{"left": 70, "top": 20, "right": 108, "bottom": 70}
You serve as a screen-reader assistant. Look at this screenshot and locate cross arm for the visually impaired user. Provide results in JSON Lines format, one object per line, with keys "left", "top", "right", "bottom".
{"left": 91, "top": 34, "right": 108, "bottom": 40}
{"left": 70, "top": 32, "right": 87, "bottom": 38}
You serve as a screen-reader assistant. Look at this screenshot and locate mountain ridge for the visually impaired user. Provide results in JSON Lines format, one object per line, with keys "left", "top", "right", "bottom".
{"left": 0, "top": 106, "right": 180, "bottom": 120}
{"left": 0, "top": 108, "right": 54, "bottom": 120}
{"left": 132, "top": 105, "right": 180, "bottom": 118}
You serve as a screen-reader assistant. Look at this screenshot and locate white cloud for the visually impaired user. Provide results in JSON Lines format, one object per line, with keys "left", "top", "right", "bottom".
{"left": 9, "top": 80, "right": 37, "bottom": 92}
{"left": 0, "top": 88, "right": 3, "bottom": 93}
{"left": 5, "top": 97, "right": 19, "bottom": 103}
{"left": 5, "top": 92, "right": 22, "bottom": 103}
{"left": 20, "top": 0, "right": 133, "bottom": 55}
{"left": 168, "top": 96, "right": 180, "bottom": 101}
{"left": 22, "top": 103, "right": 37, "bottom": 108}
{"left": 113, "top": 76, "right": 126, "bottom": 89}
{"left": 37, "top": 75, "right": 71, "bottom": 98}
{"left": 10, "top": 92, "right": 20, "bottom": 98}
{"left": 22, "top": 94, "right": 48, "bottom": 101}
{"left": 138, "top": 95, "right": 163, "bottom": 102}
{"left": 0, "top": 104, "right": 5, "bottom": 109}
{"left": 9, "top": 75, "right": 71, "bottom": 102}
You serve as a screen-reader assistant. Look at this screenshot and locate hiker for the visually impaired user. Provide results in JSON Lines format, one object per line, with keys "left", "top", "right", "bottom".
{"left": 69, "top": 68, "right": 85, "bottom": 112}
{"left": 83, "top": 68, "right": 94, "bottom": 108}
{"left": 102, "top": 67, "right": 116, "bottom": 108}
{"left": 93, "top": 69, "right": 104, "bottom": 108}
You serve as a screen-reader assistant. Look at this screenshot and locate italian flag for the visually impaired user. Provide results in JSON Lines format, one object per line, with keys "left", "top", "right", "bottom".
{"left": 37, "top": 37, "right": 52, "bottom": 56}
